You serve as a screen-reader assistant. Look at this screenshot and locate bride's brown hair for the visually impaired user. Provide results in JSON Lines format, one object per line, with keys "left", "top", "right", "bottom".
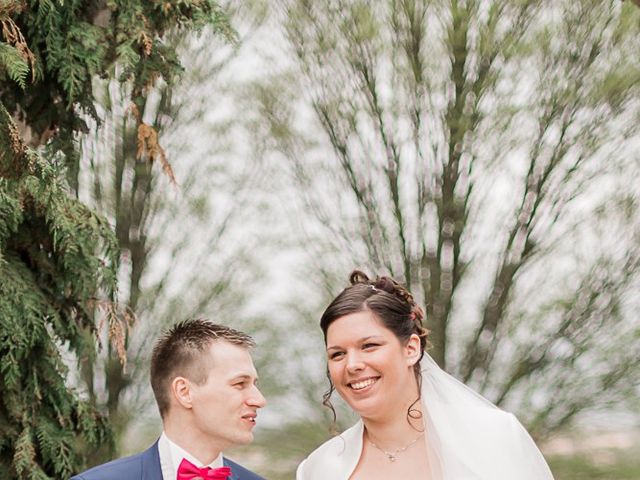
{"left": 320, "top": 270, "right": 429, "bottom": 427}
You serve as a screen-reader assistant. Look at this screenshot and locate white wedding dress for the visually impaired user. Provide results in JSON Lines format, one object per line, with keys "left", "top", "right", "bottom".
{"left": 297, "top": 354, "right": 555, "bottom": 479}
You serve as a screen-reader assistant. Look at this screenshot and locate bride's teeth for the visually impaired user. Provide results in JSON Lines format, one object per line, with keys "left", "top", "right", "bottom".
{"left": 351, "top": 378, "right": 376, "bottom": 390}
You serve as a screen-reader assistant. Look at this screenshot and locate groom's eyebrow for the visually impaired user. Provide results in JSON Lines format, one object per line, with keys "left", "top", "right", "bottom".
{"left": 230, "top": 373, "right": 258, "bottom": 382}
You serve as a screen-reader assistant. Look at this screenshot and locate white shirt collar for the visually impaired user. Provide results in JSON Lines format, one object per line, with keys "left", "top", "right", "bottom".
{"left": 158, "top": 431, "right": 224, "bottom": 480}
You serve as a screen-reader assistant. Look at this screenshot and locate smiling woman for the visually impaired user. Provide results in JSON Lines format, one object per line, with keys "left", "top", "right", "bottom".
{"left": 326, "top": 311, "right": 422, "bottom": 428}
{"left": 296, "top": 271, "right": 555, "bottom": 480}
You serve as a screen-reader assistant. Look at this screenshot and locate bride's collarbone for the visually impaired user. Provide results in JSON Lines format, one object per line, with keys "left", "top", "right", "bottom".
{"left": 349, "top": 442, "right": 431, "bottom": 480}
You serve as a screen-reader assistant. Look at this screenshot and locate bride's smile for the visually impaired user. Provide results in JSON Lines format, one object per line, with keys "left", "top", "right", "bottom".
{"left": 348, "top": 377, "right": 379, "bottom": 391}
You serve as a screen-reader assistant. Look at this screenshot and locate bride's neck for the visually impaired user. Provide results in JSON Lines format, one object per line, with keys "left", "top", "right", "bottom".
{"left": 362, "top": 400, "right": 424, "bottom": 448}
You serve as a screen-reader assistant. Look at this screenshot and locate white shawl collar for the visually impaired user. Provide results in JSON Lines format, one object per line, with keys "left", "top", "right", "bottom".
{"left": 296, "top": 421, "right": 363, "bottom": 480}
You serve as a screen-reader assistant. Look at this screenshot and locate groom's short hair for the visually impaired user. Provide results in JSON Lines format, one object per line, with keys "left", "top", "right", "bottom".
{"left": 150, "top": 318, "right": 255, "bottom": 418}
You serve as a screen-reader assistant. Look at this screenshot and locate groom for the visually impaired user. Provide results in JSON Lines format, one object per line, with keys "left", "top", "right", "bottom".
{"left": 72, "top": 319, "right": 267, "bottom": 480}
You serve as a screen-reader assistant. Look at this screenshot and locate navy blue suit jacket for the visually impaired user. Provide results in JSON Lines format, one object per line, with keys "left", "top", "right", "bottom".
{"left": 70, "top": 442, "right": 265, "bottom": 480}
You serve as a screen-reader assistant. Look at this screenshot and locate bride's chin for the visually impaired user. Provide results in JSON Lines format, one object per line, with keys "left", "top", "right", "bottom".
{"left": 354, "top": 406, "right": 384, "bottom": 422}
{"left": 344, "top": 397, "right": 380, "bottom": 417}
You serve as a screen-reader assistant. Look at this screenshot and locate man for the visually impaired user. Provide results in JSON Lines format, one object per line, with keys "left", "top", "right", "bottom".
{"left": 72, "top": 319, "right": 267, "bottom": 480}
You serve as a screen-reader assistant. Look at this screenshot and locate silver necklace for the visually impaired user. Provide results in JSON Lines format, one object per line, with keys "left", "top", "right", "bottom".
{"left": 368, "top": 432, "right": 424, "bottom": 462}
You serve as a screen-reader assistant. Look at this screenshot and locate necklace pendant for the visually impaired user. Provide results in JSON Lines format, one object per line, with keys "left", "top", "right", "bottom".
{"left": 368, "top": 432, "right": 424, "bottom": 463}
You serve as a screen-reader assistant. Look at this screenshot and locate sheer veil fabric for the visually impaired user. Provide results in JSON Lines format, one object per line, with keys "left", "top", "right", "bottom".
{"left": 297, "top": 354, "right": 555, "bottom": 480}
{"left": 420, "top": 353, "right": 554, "bottom": 479}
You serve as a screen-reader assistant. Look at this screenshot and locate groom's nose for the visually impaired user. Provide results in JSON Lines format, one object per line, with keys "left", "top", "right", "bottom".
{"left": 247, "top": 385, "right": 267, "bottom": 408}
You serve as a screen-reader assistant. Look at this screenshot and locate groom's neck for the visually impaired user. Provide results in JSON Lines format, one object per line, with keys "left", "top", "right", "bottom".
{"left": 163, "top": 415, "right": 225, "bottom": 465}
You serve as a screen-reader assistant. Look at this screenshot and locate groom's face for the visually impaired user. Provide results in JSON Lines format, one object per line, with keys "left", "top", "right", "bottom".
{"left": 188, "top": 340, "right": 266, "bottom": 448}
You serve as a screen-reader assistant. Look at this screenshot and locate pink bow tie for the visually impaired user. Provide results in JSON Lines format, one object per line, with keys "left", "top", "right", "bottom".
{"left": 177, "top": 458, "right": 232, "bottom": 480}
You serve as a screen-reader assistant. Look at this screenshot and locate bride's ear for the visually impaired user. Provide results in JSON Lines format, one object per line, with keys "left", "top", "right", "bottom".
{"left": 405, "top": 334, "right": 422, "bottom": 367}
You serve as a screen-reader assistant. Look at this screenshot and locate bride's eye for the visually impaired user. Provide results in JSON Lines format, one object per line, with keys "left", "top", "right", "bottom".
{"left": 362, "top": 343, "right": 379, "bottom": 350}
{"left": 329, "top": 351, "right": 344, "bottom": 360}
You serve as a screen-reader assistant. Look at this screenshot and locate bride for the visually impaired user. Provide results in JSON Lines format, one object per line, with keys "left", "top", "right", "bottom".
{"left": 297, "top": 271, "right": 554, "bottom": 480}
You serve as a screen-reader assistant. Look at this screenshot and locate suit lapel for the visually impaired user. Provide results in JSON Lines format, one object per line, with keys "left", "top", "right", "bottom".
{"left": 141, "top": 441, "right": 163, "bottom": 480}
{"left": 223, "top": 458, "right": 239, "bottom": 480}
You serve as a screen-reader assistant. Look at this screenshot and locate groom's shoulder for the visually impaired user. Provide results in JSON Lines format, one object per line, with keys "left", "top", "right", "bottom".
{"left": 70, "top": 446, "right": 154, "bottom": 480}
{"left": 225, "top": 457, "right": 266, "bottom": 480}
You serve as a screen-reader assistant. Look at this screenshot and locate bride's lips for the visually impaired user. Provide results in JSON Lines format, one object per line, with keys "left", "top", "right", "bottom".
{"left": 346, "top": 376, "right": 380, "bottom": 393}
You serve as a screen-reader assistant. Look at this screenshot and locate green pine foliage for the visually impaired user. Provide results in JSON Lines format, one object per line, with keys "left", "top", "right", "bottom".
{"left": 0, "top": 43, "right": 29, "bottom": 89}
{"left": 0, "top": 0, "right": 234, "bottom": 154}
{"left": 0, "top": 102, "right": 116, "bottom": 478}
{"left": 0, "top": 0, "right": 235, "bottom": 477}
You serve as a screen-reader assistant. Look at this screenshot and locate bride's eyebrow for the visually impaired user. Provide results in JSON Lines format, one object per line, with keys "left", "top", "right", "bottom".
{"left": 326, "top": 335, "right": 384, "bottom": 350}
{"left": 360, "top": 335, "right": 383, "bottom": 342}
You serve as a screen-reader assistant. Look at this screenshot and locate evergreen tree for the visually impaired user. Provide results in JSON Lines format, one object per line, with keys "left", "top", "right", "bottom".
{"left": 0, "top": 0, "right": 234, "bottom": 477}
{"left": 0, "top": 101, "right": 116, "bottom": 478}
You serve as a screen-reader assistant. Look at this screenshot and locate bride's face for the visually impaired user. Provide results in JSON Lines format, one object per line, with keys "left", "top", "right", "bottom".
{"left": 325, "top": 310, "right": 421, "bottom": 421}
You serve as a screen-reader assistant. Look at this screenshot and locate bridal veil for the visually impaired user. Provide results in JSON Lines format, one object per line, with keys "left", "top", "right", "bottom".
{"left": 420, "top": 353, "right": 554, "bottom": 479}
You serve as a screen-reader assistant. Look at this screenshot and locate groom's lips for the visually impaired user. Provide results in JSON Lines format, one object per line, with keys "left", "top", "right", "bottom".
{"left": 241, "top": 412, "right": 257, "bottom": 424}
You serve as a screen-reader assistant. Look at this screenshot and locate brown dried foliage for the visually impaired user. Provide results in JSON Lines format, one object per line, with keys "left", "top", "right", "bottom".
{"left": 138, "top": 14, "right": 153, "bottom": 56}
{"left": 8, "top": 120, "right": 25, "bottom": 157}
{"left": 91, "top": 299, "right": 136, "bottom": 372}
{"left": 0, "top": 109, "right": 27, "bottom": 178}
{"left": 136, "top": 122, "right": 177, "bottom": 185}
{"left": 0, "top": 0, "right": 23, "bottom": 19}
{"left": 140, "top": 30, "right": 152, "bottom": 56}
{"left": 125, "top": 103, "right": 176, "bottom": 184}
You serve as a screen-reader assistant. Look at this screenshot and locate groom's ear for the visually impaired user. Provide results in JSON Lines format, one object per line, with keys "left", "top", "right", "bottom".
{"left": 172, "top": 376, "right": 193, "bottom": 409}
{"left": 405, "top": 334, "right": 421, "bottom": 367}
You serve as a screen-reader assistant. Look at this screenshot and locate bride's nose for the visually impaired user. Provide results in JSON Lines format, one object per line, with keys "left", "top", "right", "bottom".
{"left": 346, "top": 353, "right": 365, "bottom": 373}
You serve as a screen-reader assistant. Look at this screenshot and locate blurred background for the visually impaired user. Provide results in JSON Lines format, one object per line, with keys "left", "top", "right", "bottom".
{"left": 1, "top": 0, "right": 639, "bottom": 479}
